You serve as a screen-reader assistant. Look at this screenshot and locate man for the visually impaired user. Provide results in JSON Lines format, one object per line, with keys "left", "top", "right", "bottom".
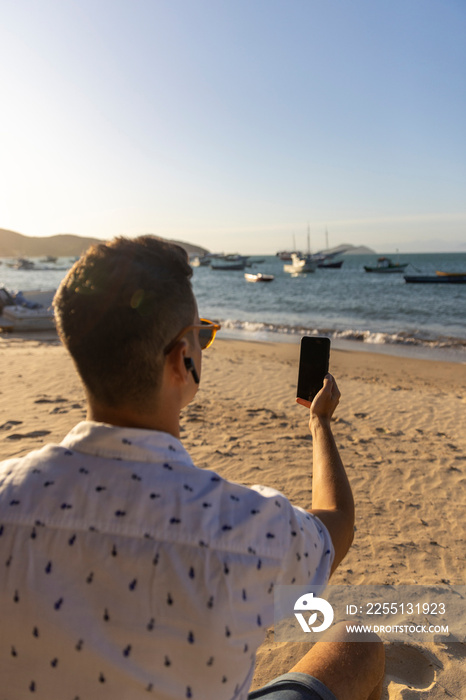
{"left": 0, "top": 236, "right": 384, "bottom": 699}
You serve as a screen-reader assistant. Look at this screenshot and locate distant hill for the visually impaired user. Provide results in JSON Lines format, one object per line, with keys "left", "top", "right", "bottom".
{"left": 0, "top": 228, "right": 209, "bottom": 259}
{"left": 0, "top": 228, "right": 373, "bottom": 259}
{"left": 0, "top": 229, "right": 101, "bottom": 258}
{"left": 325, "top": 243, "right": 376, "bottom": 256}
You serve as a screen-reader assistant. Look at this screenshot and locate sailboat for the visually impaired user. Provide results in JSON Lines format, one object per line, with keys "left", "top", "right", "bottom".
{"left": 276, "top": 233, "right": 301, "bottom": 261}
{"left": 283, "top": 227, "right": 317, "bottom": 274}
{"left": 316, "top": 230, "right": 344, "bottom": 269}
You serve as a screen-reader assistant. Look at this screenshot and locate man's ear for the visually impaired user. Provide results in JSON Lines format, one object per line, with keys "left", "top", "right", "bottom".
{"left": 165, "top": 339, "right": 190, "bottom": 383}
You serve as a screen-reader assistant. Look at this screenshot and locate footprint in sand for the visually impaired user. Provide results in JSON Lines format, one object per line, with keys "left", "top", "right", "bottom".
{"left": 247, "top": 408, "right": 279, "bottom": 420}
{"left": 385, "top": 643, "right": 437, "bottom": 693}
{"left": 6, "top": 430, "right": 51, "bottom": 441}
{"left": 0, "top": 421, "right": 23, "bottom": 431}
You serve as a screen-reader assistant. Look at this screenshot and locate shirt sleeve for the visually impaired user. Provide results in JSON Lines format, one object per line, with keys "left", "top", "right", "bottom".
{"left": 250, "top": 484, "right": 334, "bottom": 589}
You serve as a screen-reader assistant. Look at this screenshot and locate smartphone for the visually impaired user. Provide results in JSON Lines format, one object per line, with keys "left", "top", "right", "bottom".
{"left": 296, "top": 336, "right": 331, "bottom": 404}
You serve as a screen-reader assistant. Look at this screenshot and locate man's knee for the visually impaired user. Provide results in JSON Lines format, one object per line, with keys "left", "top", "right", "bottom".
{"left": 327, "top": 620, "right": 385, "bottom": 669}
{"left": 290, "top": 621, "right": 385, "bottom": 700}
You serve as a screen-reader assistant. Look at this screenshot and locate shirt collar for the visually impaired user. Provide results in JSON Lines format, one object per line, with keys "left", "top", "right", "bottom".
{"left": 61, "top": 421, "right": 194, "bottom": 466}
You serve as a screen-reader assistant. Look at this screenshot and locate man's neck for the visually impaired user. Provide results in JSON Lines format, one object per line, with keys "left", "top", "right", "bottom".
{"left": 86, "top": 403, "right": 181, "bottom": 438}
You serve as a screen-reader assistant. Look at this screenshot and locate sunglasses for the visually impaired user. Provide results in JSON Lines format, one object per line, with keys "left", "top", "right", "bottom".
{"left": 163, "top": 318, "right": 221, "bottom": 356}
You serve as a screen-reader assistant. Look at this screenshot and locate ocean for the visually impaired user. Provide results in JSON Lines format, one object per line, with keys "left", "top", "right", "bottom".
{"left": 1, "top": 252, "right": 465, "bottom": 363}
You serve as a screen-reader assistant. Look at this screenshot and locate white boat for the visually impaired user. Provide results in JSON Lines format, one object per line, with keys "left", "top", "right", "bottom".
{"left": 244, "top": 273, "right": 274, "bottom": 283}
{"left": 283, "top": 226, "right": 318, "bottom": 274}
{"left": 283, "top": 253, "right": 317, "bottom": 274}
{"left": 0, "top": 289, "right": 56, "bottom": 332}
{"left": 190, "top": 254, "right": 212, "bottom": 267}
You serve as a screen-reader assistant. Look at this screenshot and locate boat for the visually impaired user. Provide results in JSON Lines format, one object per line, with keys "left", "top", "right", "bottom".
{"left": 311, "top": 230, "right": 348, "bottom": 267}
{"left": 211, "top": 254, "right": 249, "bottom": 271}
{"left": 364, "top": 257, "right": 408, "bottom": 273}
{"left": 317, "top": 259, "right": 344, "bottom": 269}
{"left": 284, "top": 226, "right": 319, "bottom": 274}
{"left": 190, "top": 254, "right": 212, "bottom": 267}
{"left": 6, "top": 257, "right": 36, "bottom": 270}
{"left": 244, "top": 273, "right": 274, "bottom": 283}
{"left": 284, "top": 253, "right": 317, "bottom": 274}
{"left": 277, "top": 232, "right": 300, "bottom": 260}
{"left": 0, "top": 288, "right": 56, "bottom": 331}
{"left": 40, "top": 255, "right": 58, "bottom": 264}
{"left": 223, "top": 254, "right": 249, "bottom": 262}
{"left": 436, "top": 270, "right": 466, "bottom": 278}
{"left": 404, "top": 275, "right": 466, "bottom": 284}
{"left": 211, "top": 261, "right": 247, "bottom": 271}
{"left": 276, "top": 250, "right": 301, "bottom": 261}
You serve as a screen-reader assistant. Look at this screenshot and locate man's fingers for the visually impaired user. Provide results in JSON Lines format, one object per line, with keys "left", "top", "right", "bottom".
{"left": 297, "top": 374, "right": 341, "bottom": 412}
{"left": 330, "top": 376, "right": 341, "bottom": 400}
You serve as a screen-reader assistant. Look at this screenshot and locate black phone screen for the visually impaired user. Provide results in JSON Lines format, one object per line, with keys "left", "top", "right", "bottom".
{"left": 296, "top": 336, "right": 331, "bottom": 402}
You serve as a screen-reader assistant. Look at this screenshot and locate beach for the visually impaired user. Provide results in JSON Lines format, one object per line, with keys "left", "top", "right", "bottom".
{"left": 1, "top": 334, "right": 465, "bottom": 698}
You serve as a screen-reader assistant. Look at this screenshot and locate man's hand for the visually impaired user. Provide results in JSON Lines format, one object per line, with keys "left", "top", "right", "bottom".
{"left": 296, "top": 374, "right": 341, "bottom": 426}
{"left": 310, "top": 374, "right": 340, "bottom": 424}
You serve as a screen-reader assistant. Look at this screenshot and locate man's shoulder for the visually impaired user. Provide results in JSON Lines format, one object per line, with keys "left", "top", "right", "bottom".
{"left": 0, "top": 441, "right": 66, "bottom": 471}
{"left": 0, "top": 440, "right": 71, "bottom": 486}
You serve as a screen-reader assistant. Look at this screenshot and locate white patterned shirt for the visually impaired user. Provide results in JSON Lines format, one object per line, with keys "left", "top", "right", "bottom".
{"left": 0, "top": 421, "right": 334, "bottom": 700}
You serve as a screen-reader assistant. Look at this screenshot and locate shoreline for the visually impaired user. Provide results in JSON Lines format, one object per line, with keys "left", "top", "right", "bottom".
{"left": 213, "top": 327, "right": 466, "bottom": 364}
{"left": 2, "top": 325, "right": 466, "bottom": 365}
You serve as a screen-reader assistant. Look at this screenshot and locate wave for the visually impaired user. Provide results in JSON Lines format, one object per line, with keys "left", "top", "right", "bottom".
{"left": 220, "top": 319, "right": 466, "bottom": 351}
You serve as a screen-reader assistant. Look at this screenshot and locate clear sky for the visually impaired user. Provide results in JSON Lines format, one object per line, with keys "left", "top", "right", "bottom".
{"left": 1, "top": 0, "right": 465, "bottom": 254}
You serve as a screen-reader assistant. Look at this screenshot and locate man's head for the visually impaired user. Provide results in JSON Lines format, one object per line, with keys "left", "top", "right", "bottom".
{"left": 53, "top": 236, "right": 196, "bottom": 410}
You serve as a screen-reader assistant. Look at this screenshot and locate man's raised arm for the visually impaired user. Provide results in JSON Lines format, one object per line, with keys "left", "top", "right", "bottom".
{"left": 300, "top": 374, "right": 355, "bottom": 576}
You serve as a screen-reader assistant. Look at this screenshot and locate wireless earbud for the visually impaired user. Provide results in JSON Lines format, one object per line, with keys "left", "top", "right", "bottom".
{"left": 184, "top": 357, "right": 200, "bottom": 384}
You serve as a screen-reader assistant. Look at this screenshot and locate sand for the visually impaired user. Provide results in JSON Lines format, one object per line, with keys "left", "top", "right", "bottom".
{"left": 0, "top": 334, "right": 465, "bottom": 699}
